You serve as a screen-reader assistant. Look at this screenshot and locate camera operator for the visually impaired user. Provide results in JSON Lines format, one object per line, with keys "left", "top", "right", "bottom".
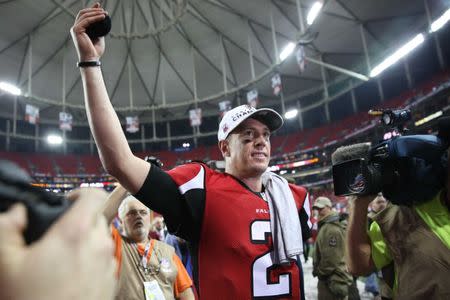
{"left": 0, "top": 188, "right": 116, "bottom": 300}
{"left": 346, "top": 147, "right": 450, "bottom": 299}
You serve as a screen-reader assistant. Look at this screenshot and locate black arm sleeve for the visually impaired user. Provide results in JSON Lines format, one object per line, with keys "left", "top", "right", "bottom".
{"left": 133, "top": 165, "right": 198, "bottom": 241}
{"left": 299, "top": 207, "right": 311, "bottom": 242}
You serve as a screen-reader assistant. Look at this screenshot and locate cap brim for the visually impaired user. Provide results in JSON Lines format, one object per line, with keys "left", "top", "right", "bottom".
{"left": 218, "top": 106, "right": 284, "bottom": 141}
{"left": 246, "top": 108, "right": 284, "bottom": 132}
{"left": 312, "top": 204, "right": 326, "bottom": 209}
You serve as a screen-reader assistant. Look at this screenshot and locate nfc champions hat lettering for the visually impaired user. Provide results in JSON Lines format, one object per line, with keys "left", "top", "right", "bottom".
{"left": 218, "top": 105, "right": 284, "bottom": 141}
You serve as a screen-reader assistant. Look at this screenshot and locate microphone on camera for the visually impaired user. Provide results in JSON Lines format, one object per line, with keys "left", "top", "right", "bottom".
{"left": 86, "top": 14, "right": 111, "bottom": 40}
{"left": 331, "top": 143, "right": 377, "bottom": 197}
{"left": 331, "top": 143, "right": 371, "bottom": 165}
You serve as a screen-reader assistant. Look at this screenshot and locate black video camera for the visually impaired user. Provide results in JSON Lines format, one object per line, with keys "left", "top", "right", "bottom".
{"left": 0, "top": 160, "right": 72, "bottom": 244}
{"left": 369, "top": 108, "right": 412, "bottom": 134}
{"left": 331, "top": 114, "right": 449, "bottom": 205}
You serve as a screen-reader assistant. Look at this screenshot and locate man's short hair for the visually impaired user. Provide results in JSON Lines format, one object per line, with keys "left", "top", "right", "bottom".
{"left": 118, "top": 195, "right": 149, "bottom": 220}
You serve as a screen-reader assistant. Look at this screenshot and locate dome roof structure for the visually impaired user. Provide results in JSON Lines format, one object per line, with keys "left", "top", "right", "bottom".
{"left": 0, "top": 0, "right": 447, "bottom": 136}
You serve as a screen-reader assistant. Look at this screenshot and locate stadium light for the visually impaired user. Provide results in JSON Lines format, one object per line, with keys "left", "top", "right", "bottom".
{"left": 47, "top": 135, "right": 63, "bottom": 145}
{"left": 279, "top": 42, "right": 296, "bottom": 61}
{"left": 284, "top": 109, "right": 298, "bottom": 119}
{"left": 370, "top": 33, "right": 425, "bottom": 77}
{"left": 307, "top": 1, "right": 323, "bottom": 25}
{"left": 414, "top": 110, "right": 443, "bottom": 126}
{"left": 430, "top": 8, "right": 450, "bottom": 32}
{"left": 0, "top": 81, "right": 22, "bottom": 96}
{"left": 182, "top": 142, "right": 190, "bottom": 148}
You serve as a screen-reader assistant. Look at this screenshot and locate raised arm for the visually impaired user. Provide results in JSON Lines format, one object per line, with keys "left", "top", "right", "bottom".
{"left": 70, "top": 3, "right": 149, "bottom": 193}
{"left": 101, "top": 185, "right": 128, "bottom": 224}
{"left": 346, "top": 195, "right": 376, "bottom": 276}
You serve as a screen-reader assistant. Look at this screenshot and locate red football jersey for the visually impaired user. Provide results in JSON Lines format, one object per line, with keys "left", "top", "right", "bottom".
{"left": 165, "top": 163, "right": 310, "bottom": 299}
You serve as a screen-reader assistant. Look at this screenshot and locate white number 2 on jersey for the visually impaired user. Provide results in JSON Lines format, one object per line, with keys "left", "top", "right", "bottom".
{"left": 251, "top": 220, "right": 291, "bottom": 298}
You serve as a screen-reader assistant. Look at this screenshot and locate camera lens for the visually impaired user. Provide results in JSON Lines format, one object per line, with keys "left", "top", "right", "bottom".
{"left": 382, "top": 113, "right": 392, "bottom": 125}
{"left": 381, "top": 109, "right": 411, "bottom": 127}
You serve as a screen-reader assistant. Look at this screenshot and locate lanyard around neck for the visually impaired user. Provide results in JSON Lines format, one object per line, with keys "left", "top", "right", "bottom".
{"left": 133, "top": 240, "right": 153, "bottom": 269}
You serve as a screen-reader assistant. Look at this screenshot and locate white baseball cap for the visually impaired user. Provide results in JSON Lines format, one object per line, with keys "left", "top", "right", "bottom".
{"left": 312, "top": 197, "right": 333, "bottom": 209}
{"left": 218, "top": 104, "right": 284, "bottom": 141}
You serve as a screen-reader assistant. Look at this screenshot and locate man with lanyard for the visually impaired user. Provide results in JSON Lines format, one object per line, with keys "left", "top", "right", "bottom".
{"left": 103, "top": 189, "right": 195, "bottom": 300}
{"left": 71, "top": 4, "right": 311, "bottom": 299}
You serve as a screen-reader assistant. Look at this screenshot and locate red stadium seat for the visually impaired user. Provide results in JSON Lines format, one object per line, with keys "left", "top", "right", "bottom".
{"left": 53, "top": 154, "right": 80, "bottom": 175}
{"left": 28, "top": 154, "right": 55, "bottom": 176}
{"left": 79, "top": 155, "right": 104, "bottom": 175}
{"left": 0, "top": 151, "right": 30, "bottom": 174}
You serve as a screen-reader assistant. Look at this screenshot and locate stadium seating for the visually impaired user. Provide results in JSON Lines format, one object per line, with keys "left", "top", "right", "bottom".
{"left": 53, "top": 154, "right": 80, "bottom": 175}
{"left": 1, "top": 70, "right": 448, "bottom": 178}
{"left": 1, "top": 151, "right": 30, "bottom": 174}
{"left": 28, "top": 154, "right": 54, "bottom": 176}
{"left": 79, "top": 155, "right": 104, "bottom": 175}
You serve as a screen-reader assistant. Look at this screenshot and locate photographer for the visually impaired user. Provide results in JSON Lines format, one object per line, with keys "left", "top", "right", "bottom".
{"left": 346, "top": 147, "right": 450, "bottom": 299}
{"left": 0, "top": 188, "right": 116, "bottom": 300}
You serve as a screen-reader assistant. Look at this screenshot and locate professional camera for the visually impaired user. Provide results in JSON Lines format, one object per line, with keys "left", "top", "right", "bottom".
{"left": 0, "top": 160, "right": 72, "bottom": 244}
{"left": 369, "top": 108, "right": 412, "bottom": 133}
{"left": 332, "top": 113, "right": 449, "bottom": 205}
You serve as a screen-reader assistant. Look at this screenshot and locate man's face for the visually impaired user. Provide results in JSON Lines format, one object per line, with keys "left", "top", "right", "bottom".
{"left": 123, "top": 200, "right": 151, "bottom": 242}
{"left": 314, "top": 206, "right": 332, "bottom": 221}
{"left": 154, "top": 218, "right": 164, "bottom": 231}
{"left": 370, "top": 195, "right": 387, "bottom": 213}
{"left": 222, "top": 118, "right": 271, "bottom": 177}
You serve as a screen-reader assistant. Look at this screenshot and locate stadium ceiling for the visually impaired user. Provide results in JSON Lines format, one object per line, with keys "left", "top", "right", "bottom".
{"left": 0, "top": 0, "right": 445, "bottom": 125}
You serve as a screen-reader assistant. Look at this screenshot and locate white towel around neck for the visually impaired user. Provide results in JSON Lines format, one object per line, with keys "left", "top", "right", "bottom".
{"left": 261, "top": 171, "right": 303, "bottom": 265}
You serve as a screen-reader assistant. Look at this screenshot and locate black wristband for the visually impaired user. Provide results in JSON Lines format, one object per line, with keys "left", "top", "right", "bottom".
{"left": 77, "top": 61, "right": 101, "bottom": 68}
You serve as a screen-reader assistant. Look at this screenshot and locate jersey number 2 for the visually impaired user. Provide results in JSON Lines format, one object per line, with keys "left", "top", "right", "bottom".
{"left": 251, "top": 220, "right": 291, "bottom": 298}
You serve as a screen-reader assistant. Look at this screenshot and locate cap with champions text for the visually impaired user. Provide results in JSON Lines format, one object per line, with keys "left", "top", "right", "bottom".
{"left": 218, "top": 104, "right": 284, "bottom": 141}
